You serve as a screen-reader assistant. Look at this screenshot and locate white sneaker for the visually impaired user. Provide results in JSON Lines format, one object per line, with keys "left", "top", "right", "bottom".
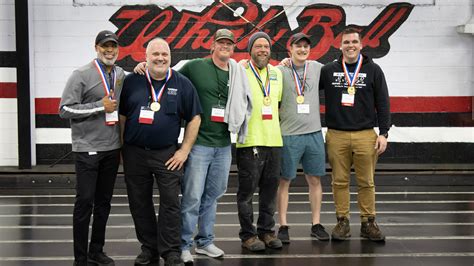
{"left": 180, "top": 250, "right": 194, "bottom": 263}
{"left": 195, "top": 244, "right": 224, "bottom": 258}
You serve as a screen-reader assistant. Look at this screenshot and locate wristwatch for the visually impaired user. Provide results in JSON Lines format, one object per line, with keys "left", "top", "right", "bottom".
{"left": 380, "top": 132, "right": 389, "bottom": 139}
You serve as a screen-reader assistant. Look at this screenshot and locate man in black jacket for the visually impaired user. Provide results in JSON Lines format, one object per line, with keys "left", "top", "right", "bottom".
{"left": 319, "top": 27, "right": 390, "bottom": 242}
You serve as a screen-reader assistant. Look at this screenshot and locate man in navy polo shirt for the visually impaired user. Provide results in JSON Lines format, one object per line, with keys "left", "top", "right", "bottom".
{"left": 119, "top": 37, "right": 202, "bottom": 266}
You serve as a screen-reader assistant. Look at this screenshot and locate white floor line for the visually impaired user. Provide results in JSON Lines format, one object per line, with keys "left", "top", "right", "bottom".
{"left": 0, "top": 200, "right": 471, "bottom": 207}
{"left": 0, "top": 252, "right": 473, "bottom": 261}
{"left": 1, "top": 235, "right": 473, "bottom": 244}
{"left": 0, "top": 191, "right": 473, "bottom": 198}
{"left": 0, "top": 210, "right": 473, "bottom": 218}
{"left": 0, "top": 222, "right": 473, "bottom": 229}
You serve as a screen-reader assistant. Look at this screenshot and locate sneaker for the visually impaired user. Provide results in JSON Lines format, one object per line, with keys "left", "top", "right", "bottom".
{"left": 241, "top": 235, "right": 265, "bottom": 251}
{"left": 134, "top": 250, "right": 159, "bottom": 265}
{"left": 258, "top": 232, "right": 283, "bottom": 249}
{"left": 311, "top": 224, "right": 330, "bottom": 241}
{"left": 164, "top": 255, "right": 184, "bottom": 266}
{"left": 360, "top": 216, "right": 386, "bottom": 242}
{"left": 73, "top": 261, "right": 87, "bottom": 266}
{"left": 277, "top": 225, "right": 290, "bottom": 244}
{"left": 180, "top": 250, "right": 194, "bottom": 263}
{"left": 195, "top": 243, "right": 224, "bottom": 258}
{"left": 331, "top": 216, "right": 351, "bottom": 241}
{"left": 88, "top": 252, "right": 115, "bottom": 265}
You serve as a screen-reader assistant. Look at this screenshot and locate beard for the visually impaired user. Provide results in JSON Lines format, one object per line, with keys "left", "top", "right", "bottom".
{"left": 97, "top": 53, "right": 118, "bottom": 66}
{"left": 251, "top": 53, "right": 270, "bottom": 69}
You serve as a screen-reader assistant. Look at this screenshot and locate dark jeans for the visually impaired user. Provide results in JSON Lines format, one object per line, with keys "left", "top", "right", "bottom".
{"left": 73, "top": 149, "right": 120, "bottom": 262}
{"left": 122, "top": 143, "right": 182, "bottom": 259}
{"left": 236, "top": 146, "right": 281, "bottom": 241}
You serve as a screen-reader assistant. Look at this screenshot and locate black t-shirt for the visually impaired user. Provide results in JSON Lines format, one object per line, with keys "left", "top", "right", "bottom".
{"left": 119, "top": 70, "right": 202, "bottom": 149}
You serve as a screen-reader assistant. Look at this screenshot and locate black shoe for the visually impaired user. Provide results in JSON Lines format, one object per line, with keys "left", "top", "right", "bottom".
{"left": 88, "top": 252, "right": 114, "bottom": 266}
{"left": 311, "top": 224, "right": 330, "bottom": 241}
{"left": 277, "top": 225, "right": 290, "bottom": 244}
{"left": 164, "top": 255, "right": 184, "bottom": 266}
{"left": 73, "top": 261, "right": 87, "bottom": 266}
{"left": 134, "top": 250, "right": 160, "bottom": 265}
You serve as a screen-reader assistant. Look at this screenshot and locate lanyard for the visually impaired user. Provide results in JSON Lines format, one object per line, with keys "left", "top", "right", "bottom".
{"left": 290, "top": 60, "right": 307, "bottom": 96}
{"left": 342, "top": 54, "right": 363, "bottom": 87}
{"left": 249, "top": 60, "right": 270, "bottom": 98}
{"left": 146, "top": 68, "right": 172, "bottom": 104}
{"left": 93, "top": 59, "right": 116, "bottom": 98}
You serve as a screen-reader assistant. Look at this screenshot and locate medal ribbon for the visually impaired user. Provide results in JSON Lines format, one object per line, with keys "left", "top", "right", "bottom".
{"left": 94, "top": 59, "right": 116, "bottom": 98}
{"left": 290, "top": 60, "right": 307, "bottom": 97}
{"left": 249, "top": 60, "right": 270, "bottom": 98}
{"left": 342, "top": 54, "right": 363, "bottom": 87}
{"left": 146, "top": 68, "right": 172, "bottom": 104}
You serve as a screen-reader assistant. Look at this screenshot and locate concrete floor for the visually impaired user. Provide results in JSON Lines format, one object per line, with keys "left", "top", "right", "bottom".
{"left": 0, "top": 173, "right": 473, "bottom": 265}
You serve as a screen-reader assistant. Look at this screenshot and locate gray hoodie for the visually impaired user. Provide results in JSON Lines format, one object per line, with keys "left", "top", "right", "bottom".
{"left": 225, "top": 59, "right": 253, "bottom": 144}
{"left": 59, "top": 60, "right": 125, "bottom": 152}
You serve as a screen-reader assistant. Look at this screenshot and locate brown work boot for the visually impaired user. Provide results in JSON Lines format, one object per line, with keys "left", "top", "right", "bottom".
{"left": 258, "top": 232, "right": 283, "bottom": 249}
{"left": 361, "top": 217, "right": 386, "bottom": 242}
{"left": 241, "top": 235, "right": 265, "bottom": 251}
{"left": 331, "top": 216, "right": 351, "bottom": 241}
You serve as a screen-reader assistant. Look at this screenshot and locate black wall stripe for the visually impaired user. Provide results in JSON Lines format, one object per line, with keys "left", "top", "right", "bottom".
{"left": 36, "top": 143, "right": 474, "bottom": 165}
{"left": 36, "top": 112, "right": 474, "bottom": 128}
{"left": 0, "top": 51, "right": 17, "bottom": 67}
{"left": 16, "top": 0, "right": 32, "bottom": 169}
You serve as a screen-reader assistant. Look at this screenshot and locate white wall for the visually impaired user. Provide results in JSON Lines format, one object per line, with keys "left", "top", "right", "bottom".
{"left": 0, "top": 0, "right": 472, "bottom": 166}
{"left": 0, "top": 0, "right": 17, "bottom": 166}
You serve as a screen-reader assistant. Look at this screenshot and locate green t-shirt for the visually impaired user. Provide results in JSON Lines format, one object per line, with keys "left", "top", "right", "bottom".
{"left": 180, "top": 58, "right": 231, "bottom": 147}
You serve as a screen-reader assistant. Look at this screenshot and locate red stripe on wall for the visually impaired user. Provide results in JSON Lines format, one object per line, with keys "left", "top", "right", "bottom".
{"left": 32, "top": 96, "right": 472, "bottom": 115}
{"left": 35, "top": 98, "right": 61, "bottom": 114}
{"left": 0, "top": 83, "right": 17, "bottom": 98}
{"left": 390, "top": 97, "right": 472, "bottom": 113}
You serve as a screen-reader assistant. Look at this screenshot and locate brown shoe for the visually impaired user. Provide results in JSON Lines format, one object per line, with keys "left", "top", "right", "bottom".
{"left": 241, "top": 235, "right": 265, "bottom": 251}
{"left": 361, "top": 217, "right": 385, "bottom": 242}
{"left": 331, "top": 216, "right": 351, "bottom": 241}
{"left": 258, "top": 233, "right": 282, "bottom": 249}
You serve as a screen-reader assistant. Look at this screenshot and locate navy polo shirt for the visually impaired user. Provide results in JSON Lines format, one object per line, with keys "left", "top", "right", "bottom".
{"left": 119, "top": 70, "right": 202, "bottom": 149}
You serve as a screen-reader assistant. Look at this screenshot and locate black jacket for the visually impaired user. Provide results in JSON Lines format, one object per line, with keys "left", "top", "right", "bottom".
{"left": 319, "top": 54, "right": 391, "bottom": 135}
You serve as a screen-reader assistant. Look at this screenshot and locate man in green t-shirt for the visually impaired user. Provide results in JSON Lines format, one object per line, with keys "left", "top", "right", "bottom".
{"left": 178, "top": 29, "right": 251, "bottom": 263}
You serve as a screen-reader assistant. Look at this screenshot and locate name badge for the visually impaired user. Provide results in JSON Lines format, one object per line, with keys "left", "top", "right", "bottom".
{"left": 211, "top": 106, "right": 225, "bottom": 123}
{"left": 139, "top": 106, "right": 154, "bottom": 124}
{"left": 297, "top": 104, "right": 310, "bottom": 114}
{"left": 262, "top": 106, "right": 273, "bottom": 120}
{"left": 105, "top": 111, "right": 119, "bottom": 125}
{"left": 341, "top": 93, "right": 355, "bottom": 107}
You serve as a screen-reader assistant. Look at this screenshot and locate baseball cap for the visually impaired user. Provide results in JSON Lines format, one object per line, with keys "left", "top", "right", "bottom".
{"left": 214, "top": 29, "right": 235, "bottom": 43}
{"left": 95, "top": 30, "right": 118, "bottom": 46}
{"left": 289, "top": 32, "right": 311, "bottom": 45}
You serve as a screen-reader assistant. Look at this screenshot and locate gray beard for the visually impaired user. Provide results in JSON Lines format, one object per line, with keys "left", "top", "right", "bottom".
{"left": 252, "top": 56, "right": 269, "bottom": 69}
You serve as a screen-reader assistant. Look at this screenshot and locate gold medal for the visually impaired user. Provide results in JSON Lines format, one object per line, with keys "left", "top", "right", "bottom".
{"left": 296, "top": 95, "right": 305, "bottom": 104}
{"left": 263, "top": 96, "right": 271, "bottom": 106}
{"left": 150, "top": 102, "right": 160, "bottom": 112}
{"left": 347, "top": 86, "right": 356, "bottom": 95}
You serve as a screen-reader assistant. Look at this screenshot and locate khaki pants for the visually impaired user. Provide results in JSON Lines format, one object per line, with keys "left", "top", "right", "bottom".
{"left": 326, "top": 129, "right": 378, "bottom": 221}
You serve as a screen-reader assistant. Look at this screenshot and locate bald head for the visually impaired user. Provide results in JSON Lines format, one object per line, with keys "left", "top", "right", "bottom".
{"left": 146, "top": 38, "right": 171, "bottom": 80}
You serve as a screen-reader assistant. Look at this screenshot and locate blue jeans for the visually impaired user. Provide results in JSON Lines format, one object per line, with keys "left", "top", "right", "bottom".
{"left": 181, "top": 144, "right": 232, "bottom": 250}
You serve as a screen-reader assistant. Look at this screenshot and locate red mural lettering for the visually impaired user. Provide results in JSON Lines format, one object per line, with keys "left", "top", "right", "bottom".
{"left": 108, "top": 0, "right": 414, "bottom": 71}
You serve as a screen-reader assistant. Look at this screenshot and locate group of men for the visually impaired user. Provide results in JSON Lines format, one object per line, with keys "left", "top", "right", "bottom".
{"left": 60, "top": 26, "right": 390, "bottom": 266}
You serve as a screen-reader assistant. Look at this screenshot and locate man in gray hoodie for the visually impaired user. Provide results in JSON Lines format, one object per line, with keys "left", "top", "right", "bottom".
{"left": 59, "top": 30, "right": 125, "bottom": 266}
